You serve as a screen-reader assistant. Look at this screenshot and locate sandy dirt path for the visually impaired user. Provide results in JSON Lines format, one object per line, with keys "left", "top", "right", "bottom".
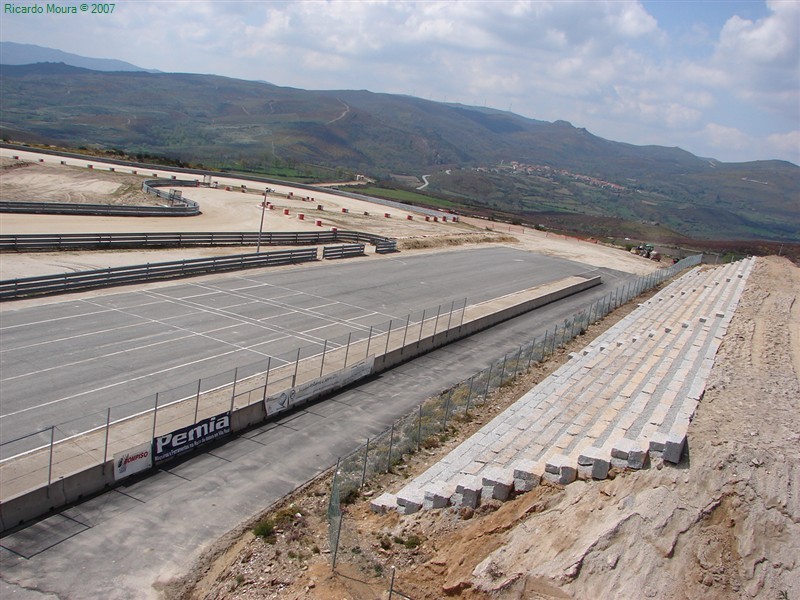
{"left": 1, "top": 153, "right": 657, "bottom": 282}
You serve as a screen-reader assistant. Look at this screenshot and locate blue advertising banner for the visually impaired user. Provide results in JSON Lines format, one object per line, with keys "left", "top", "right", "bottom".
{"left": 153, "top": 412, "right": 231, "bottom": 464}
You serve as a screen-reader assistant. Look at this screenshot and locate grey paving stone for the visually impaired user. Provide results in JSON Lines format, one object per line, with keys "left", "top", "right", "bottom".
{"left": 370, "top": 492, "right": 398, "bottom": 514}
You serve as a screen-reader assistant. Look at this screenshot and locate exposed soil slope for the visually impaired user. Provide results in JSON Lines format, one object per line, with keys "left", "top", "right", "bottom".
{"left": 170, "top": 256, "right": 799, "bottom": 600}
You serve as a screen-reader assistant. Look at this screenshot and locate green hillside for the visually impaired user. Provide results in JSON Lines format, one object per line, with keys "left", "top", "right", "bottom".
{"left": 1, "top": 63, "right": 797, "bottom": 242}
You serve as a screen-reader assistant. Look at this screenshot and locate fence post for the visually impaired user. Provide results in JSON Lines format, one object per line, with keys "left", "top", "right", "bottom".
{"left": 465, "top": 376, "right": 475, "bottom": 416}
{"left": 292, "top": 347, "right": 301, "bottom": 386}
{"left": 262, "top": 358, "right": 271, "bottom": 401}
{"left": 103, "top": 407, "right": 111, "bottom": 464}
{"left": 360, "top": 438, "right": 370, "bottom": 488}
{"left": 151, "top": 393, "right": 159, "bottom": 440}
{"left": 386, "top": 423, "right": 395, "bottom": 473}
{"left": 320, "top": 339, "right": 328, "bottom": 377}
{"left": 484, "top": 363, "right": 493, "bottom": 398}
{"left": 343, "top": 332, "right": 352, "bottom": 368}
{"left": 365, "top": 326, "right": 373, "bottom": 359}
{"left": 417, "top": 405, "right": 423, "bottom": 451}
{"left": 385, "top": 319, "right": 393, "bottom": 354}
{"left": 389, "top": 566, "right": 396, "bottom": 599}
{"left": 417, "top": 309, "right": 426, "bottom": 346}
{"left": 47, "top": 425, "right": 55, "bottom": 487}
{"left": 194, "top": 379, "right": 201, "bottom": 421}
{"left": 402, "top": 315, "right": 411, "bottom": 350}
{"left": 459, "top": 298, "right": 467, "bottom": 328}
{"left": 230, "top": 367, "right": 238, "bottom": 412}
{"left": 446, "top": 300, "right": 455, "bottom": 332}
{"left": 528, "top": 336, "right": 537, "bottom": 367}
{"left": 442, "top": 390, "right": 452, "bottom": 430}
{"left": 433, "top": 304, "right": 442, "bottom": 336}
{"left": 331, "top": 463, "right": 343, "bottom": 571}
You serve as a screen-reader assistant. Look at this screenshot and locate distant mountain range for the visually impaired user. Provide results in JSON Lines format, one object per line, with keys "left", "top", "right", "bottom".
{"left": 0, "top": 49, "right": 797, "bottom": 242}
{"left": 0, "top": 42, "right": 157, "bottom": 72}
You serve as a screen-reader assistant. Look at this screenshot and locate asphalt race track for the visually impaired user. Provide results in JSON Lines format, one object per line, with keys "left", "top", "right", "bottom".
{"left": 2, "top": 246, "right": 603, "bottom": 447}
{"left": 0, "top": 245, "right": 638, "bottom": 599}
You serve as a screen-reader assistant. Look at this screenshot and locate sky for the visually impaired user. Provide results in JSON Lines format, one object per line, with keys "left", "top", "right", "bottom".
{"left": 2, "top": 0, "right": 799, "bottom": 165}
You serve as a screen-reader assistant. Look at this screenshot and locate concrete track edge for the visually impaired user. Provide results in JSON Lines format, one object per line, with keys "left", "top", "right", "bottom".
{"left": 0, "top": 275, "right": 601, "bottom": 533}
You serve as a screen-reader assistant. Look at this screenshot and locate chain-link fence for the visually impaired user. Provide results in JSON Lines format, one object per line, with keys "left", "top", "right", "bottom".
{"left": 327, "top": 254, "right": 703, "bottom": 567}
{"left": 0, "top": 297, "right": 468, "bottom": 501}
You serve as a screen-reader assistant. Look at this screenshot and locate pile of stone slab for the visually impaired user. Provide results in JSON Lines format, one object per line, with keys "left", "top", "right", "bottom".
{"left": 372, "top": 258, "right": 754, "bottom": 514}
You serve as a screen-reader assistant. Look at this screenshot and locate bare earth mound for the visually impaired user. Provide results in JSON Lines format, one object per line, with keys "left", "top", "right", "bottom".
{"left": 170, "top": 256, "right": 799, "bottom": 600}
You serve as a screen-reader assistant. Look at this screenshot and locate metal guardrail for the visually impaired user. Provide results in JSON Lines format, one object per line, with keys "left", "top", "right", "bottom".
{"left": 322, "top": 244, "right": 365, "bottom": 259}
{"left": 0, "top": 230, "right": 396, "bottom": 252}
{"left": 0, "top": 248, "right": 318, "bottom": 300}
{"left": 0, "top": 142, "right": 452, "bottom": 219}
{"left": 0, "top": 179, "right": 202, "bottom": 217}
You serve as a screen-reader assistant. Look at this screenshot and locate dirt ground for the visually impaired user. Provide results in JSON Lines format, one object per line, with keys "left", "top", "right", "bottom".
{"left": 162, "top": 255, "right": 799, "bottom": 600}
{"left": 0, "top": 157, "right": 656, "bottom": 281}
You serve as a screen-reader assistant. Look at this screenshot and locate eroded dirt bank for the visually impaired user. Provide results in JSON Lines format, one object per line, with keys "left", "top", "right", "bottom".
{"left": 168, "top": 256, "right": 799, "bottom": 600}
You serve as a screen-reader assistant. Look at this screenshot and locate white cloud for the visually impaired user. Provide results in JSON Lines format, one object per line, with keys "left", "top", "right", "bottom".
{"left": 1, "top": 0, "right": 797, "bottom": 163}
{"left": 700, "top": 123, "right": 751, "bottom": 151}
{"left": 711, "top": 0, "right": 799, "bottom": 120}
{"left": 765, "top": 130, "right": 800, "bottom": 163}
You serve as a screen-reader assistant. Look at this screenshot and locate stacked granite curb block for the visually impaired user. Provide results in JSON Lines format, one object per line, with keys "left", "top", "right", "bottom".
{"left": 379, "top": 258, "right": 754, "bottom": 514}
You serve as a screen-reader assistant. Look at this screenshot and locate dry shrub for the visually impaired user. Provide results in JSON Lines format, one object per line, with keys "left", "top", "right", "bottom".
{"left": 398, "top": 233, "right": 517, "bottom": 250}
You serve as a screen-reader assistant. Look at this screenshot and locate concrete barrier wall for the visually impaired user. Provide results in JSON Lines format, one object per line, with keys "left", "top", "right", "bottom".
{"left": 374, "top": 276, "right": 602, "bottom": 373}
{"left": 231, "top": 401, "right": 267, "bottom": 432}
{"left": 1, "top": 462, "right": 114, "bottom": 532}
{"left": 0, "top": 277, "right": 600, "bottom": 532}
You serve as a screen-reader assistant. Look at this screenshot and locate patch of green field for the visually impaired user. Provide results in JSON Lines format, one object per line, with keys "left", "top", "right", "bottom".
{"left": 343, "top": 186, "right": 460, "bottom": 210}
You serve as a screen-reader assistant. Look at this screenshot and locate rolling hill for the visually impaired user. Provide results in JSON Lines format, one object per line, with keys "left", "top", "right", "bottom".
{"left": 1, "top": 61, "right": 797, "bottom": 242}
